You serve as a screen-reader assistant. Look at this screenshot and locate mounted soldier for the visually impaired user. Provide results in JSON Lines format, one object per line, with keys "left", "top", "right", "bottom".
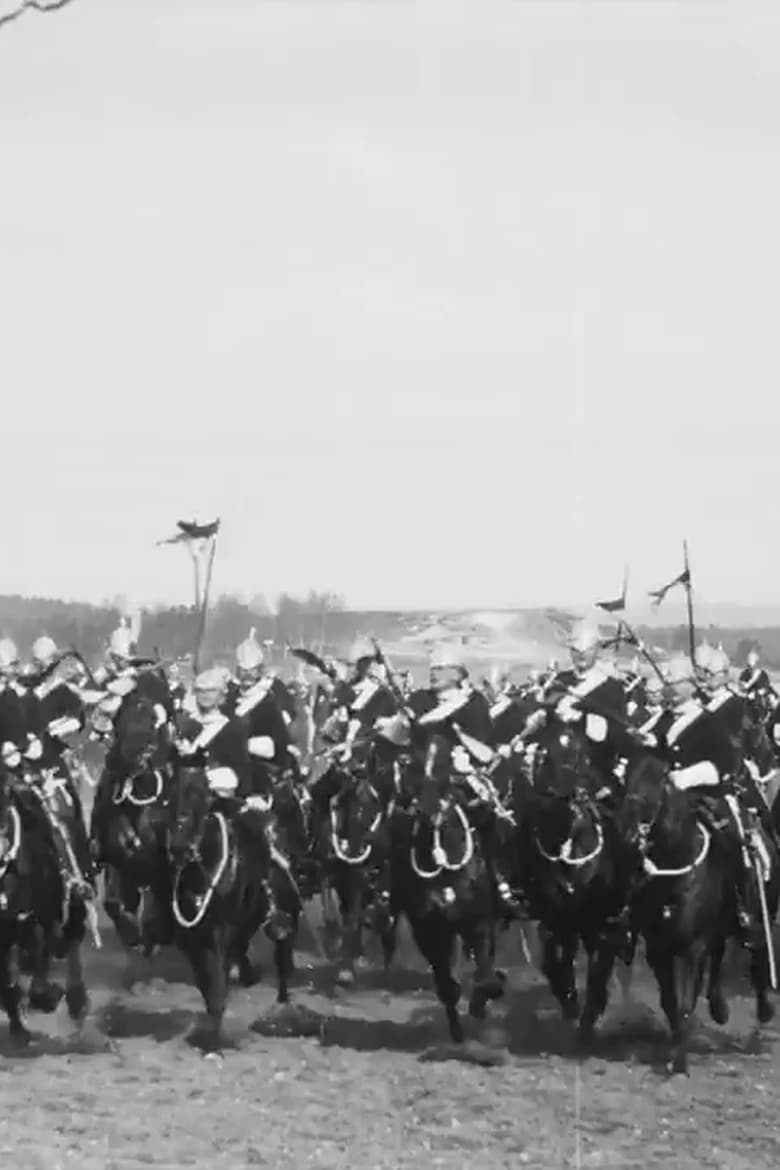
{"left": 225, "top": 630, "right": 297, "bottom": 732}
{"left": 307, "top": 637, "right": 399, "bottom": 821}
{"left": 175, "top": 667, "right": 293, "bottom": 937}
{"left": 89, "top": 619, "right": 175, "bottom": 864}
{"left": 22, "top": 635, "right": 96, "bottom": 899}
{"left": 638, "top": 643, "right": 774, "bottom": 936}
{"left": 541, "top": 620, "right": 629, "bottom": 791}
{"left": 0, "top": 635, "right": 98, "bottom": 953}
{"left": 403, "top": 640, "right": 521, "bottom": 915}
{"left": 738, "top": 647, "right": 774, "bottom": 702}
{"left": 224, "top": 629, "right": 297, "bottom": 780}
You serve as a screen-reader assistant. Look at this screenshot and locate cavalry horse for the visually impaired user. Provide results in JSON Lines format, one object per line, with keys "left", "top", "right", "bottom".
{"left": 313, "top": 734, "right": 401, "bottom": 987}
{"left": 387, "top": 732, "right": 506, "bottom": 1043}
{"left": 167, "top": 758, "right": 300, "bottom": 1051}
{"left": 515, "top": 709, "right": 631, "bottom": 1045}
{"left": 0, "top": 762, "right": 92, "bottom": 1045}
{"left": 94, "top": 689, "right": 175, "bottom": 989}
{"left": 618, "top": 692, "right": 780, "bottom": 1075}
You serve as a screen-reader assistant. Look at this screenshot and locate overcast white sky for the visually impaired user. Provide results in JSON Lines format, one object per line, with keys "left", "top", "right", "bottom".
{"left": 1, "top": 0, "right": 778, "bottom": 611}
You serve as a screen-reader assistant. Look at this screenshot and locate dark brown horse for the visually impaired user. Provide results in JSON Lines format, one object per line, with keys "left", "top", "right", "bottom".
{"left": 167, "top": 763, "right": 299, "bottom": 1051}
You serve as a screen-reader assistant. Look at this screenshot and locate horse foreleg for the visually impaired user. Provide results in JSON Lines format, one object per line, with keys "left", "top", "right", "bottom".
{"left": 27, "top": 925, "right": 64, "bottom": 1014}
{"left": 657, "top": 946, "right": 706, "bottom": 1076}
{"left": 103, "top": 870, "right": 147, "bottom": 989}
{"left": 334, "top": 868, "right": 362, "bottom": 989}
{"left": 0, "top": 945, "right": 30, "bottom": 1045}
{"left": 186, "top": 935, "right": 229, "bottom": 1052}
{"left": 579, "top": 932, "right": 618, "bottom": 1047}
{"left": 273, "top": 938, "right": 295, "bottom": 1004}
{"left": 319, "top": 878, "right": 341, "bottom": 960}
{"left": 707, "top": 934, "right": 729, "bottom": 1025}
{"left": 410, "top": 916, "right": 463, "bottom": 1043}
{"left": 749, "top": 940, "right": 776, "bottom": 1025}
{"left": 466, "top": 916, "right": 506, "bottom": 1021}
{"left": 64, "top": 930, "right": 89, "bottom": 1028}
{"left": 540, "top": 925, "right": 579, "bottom": 1022}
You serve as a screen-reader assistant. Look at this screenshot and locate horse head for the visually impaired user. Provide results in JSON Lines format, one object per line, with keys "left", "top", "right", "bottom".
{"left": 739, "top": 695, "right": 775, "bottom": 778}
{"left": 617, "top": 747, "right": 670, "bottom": 851}
{"left": 531, "top": 716, "right": 593, "bottom": 802}
{"left": 329, "top": 744, "right": 387, "bottom": 866}
{"left": 168, "top": 762, "right": 213, "bottom": 866}
{"left": 115, "top": 693, "right": 170, "bottom": 778}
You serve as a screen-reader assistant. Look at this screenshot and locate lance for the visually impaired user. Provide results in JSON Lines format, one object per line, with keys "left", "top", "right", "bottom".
{"left": 683, "top": 539, "right": 696, "bottom": 674}
{"left": 192, "top": 530, "right": 218, "bottom": 675}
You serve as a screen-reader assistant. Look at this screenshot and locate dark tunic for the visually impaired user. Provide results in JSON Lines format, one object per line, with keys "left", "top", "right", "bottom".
{"left": 177, "top": 711, "right": 255, "bottom": 799}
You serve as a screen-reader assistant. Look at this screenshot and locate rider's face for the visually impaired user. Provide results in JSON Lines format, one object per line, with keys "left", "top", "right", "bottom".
{"left": 196, "top": 688, "right": 223, "bottom": 712}
{"left": 237, "top": 666, "right": 262, "bottom": 691}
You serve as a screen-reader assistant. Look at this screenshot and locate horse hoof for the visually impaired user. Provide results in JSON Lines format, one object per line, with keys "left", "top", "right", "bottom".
{"left": 336, "top": 968, "right": 355, "bottom": 989}
{"left": 578, "top": 1018, "right": 596, "bottom": 1048}
{"left": 28, "top": 982, "right": 64, "bottom": 1014}
{"left": 237, "top": 959, "right": 262, "bottom": 988}
{"left": 757, "top": 997, "right": 774, "bottom": 1025}
{"left": 708, "top": 995, "right": 730, "bottom": 1026}
{"left": 9, "top": 1023, "right": 32, "bottom": 1048}
{"left": 562, "top": 993, "right": 579, "bottom": 1023}
{"left": 65, "top": 983, "right": 89, "bottom": 1024}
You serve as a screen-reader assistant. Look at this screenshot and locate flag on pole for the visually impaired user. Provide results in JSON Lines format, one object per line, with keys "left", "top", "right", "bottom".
{"left": 648, "top": 566, "right": 691, "bottom": 608}
{"left": 156, "top": 518, "right": 220, "bottom": 546}
{"left": 595, "top": 565, "right": 629, "bottom": 614}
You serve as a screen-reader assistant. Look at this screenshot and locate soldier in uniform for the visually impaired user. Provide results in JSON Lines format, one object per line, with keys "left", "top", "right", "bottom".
{"left": 0, "top": 637, "right": 37, "bottom": 770}
{"left": 0, "top": 636, "right": 97, "bottom": 941}
{"left": 640, "top": 643, "right": 771, "bottom": 936}
{"left": 90, "top": 620, "right": 175, "bottom": 862}
{"left": 24, "top": 635, "right": 96, "bottom": 898}
{"left": 176, "top": 667, "right": 293, "bottom": 938}
{"left": 403, "top": 640, "right": 521, "bottom": 914}
{"left": 307, "top": 638, "right": 398, "bottom": 820}
{"left": 541, "top": 621, "right": 629, "bottom": 790}
{"left": 739, "top": 647, "right": 774, "bottom": 698}
{"left": 225, "top": 630, "right": 297, "bottom": 780}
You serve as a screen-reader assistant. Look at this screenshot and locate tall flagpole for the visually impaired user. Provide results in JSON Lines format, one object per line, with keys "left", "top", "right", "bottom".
{"left": 193, "top": 532, "right": 217, "bottom": 675}
{"left": 683, "top": 538, "right": 696, "bottom": 671}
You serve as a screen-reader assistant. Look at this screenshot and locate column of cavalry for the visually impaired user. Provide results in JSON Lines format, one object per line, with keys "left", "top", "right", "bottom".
{"left": 0, "top": 618, "right": 779, "bottom": 1071}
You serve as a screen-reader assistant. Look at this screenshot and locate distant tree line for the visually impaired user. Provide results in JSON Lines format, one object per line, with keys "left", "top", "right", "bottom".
{"left": 634, "top": 624, "right": 774, "bottom": 668}
{"left": 2, "top": 593, "right": 780, "bottom": 670}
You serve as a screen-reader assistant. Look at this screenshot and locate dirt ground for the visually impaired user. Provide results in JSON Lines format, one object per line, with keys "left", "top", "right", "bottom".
{"left": 1, "top": 914, "right": 779, "bottom": 1170}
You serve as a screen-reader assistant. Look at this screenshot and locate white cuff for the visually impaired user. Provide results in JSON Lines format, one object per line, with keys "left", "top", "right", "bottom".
{"left": 48, "top": 716, "right": 80, "bottom": 739}
{"left": 248, "top": 735, "right": 275, "bottom": 759}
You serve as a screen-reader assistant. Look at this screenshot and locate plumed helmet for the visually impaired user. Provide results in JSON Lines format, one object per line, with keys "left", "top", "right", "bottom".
{"left": 569, "top": 621, "right": 601, "bottom": 655}
{"left": 109, "top": 620, "right": 135, "bottom": 660}
{"left": 32, "top": 634, "right": 58, "bottom": 667}
{"left": 236, "top": 628, "right": 264, "bottom": 671}
{"left": 346, "top": 637, "right": 376, "bottom": 664}
{"left": 709, "top": 646, "right": 731, "bottom": 676}
{"left": 0, "top": 637, "right": 19, "bottom": 670}
{"left": 694, "top": 640, "right": 714, "bottom": 673}
{"left": 194, "top": 667, "right": 229, "bottom": 694}
{"left": 429, "top": 641, "right": 465, "bottom": 670}
{"left": 747, "top": 647, "right": 760, "bottom": 668}
{"left": 664, "top": 654, "right": 691, "bottom": 685}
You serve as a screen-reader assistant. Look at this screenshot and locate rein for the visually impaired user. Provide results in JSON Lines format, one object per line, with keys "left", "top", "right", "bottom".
{"left": 0, "top": 803, "right": 22, "bottom": 879}
{"left": 330, "top": 783, "right": 383, "bottom": 866}
{"left": 171, "top": 809, "right": 232, "bottom": 929}
{"left": 410, "top": 802, "right": 474, "bottom": 880}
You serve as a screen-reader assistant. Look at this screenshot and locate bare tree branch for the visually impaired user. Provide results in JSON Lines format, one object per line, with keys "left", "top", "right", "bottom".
{"left": 0, "top": 0, "right": 79, "bottom": 31}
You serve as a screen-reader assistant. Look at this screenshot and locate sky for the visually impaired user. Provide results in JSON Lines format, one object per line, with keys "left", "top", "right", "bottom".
{"left": 1, "top": 0, "right": 779, "bottom": 613}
